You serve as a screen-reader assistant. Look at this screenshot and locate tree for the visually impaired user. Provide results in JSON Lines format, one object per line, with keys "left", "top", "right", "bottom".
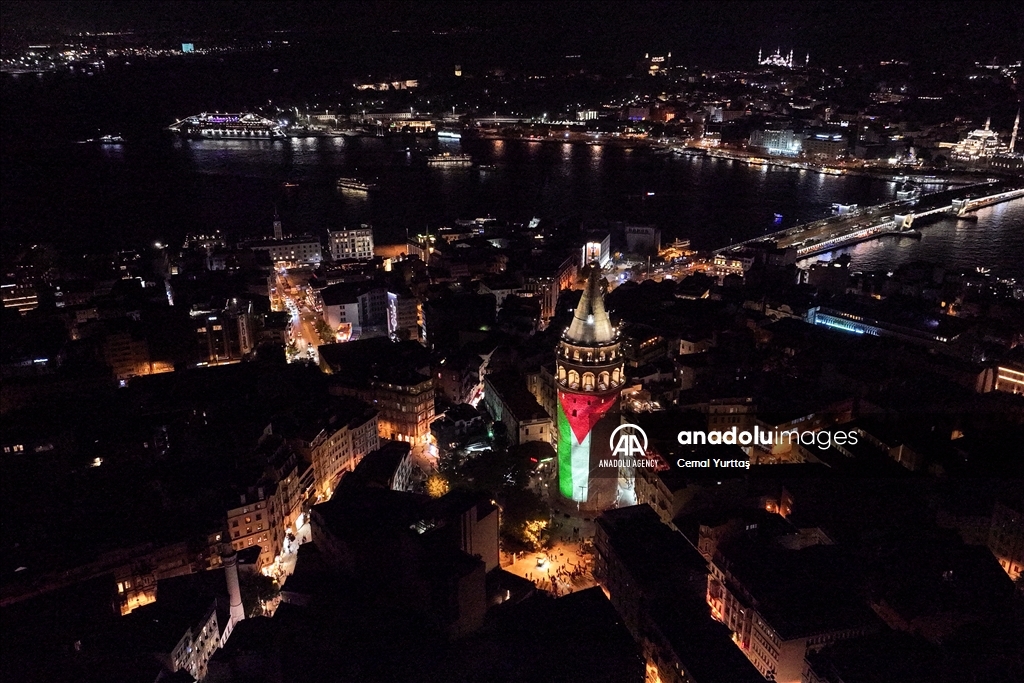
{"left": 425, "top": 472, "right": 449, "bottom": 498}
{"left": 499, "top": 487, "right": 552, "bottom": 553}
{"left": 314, "top": 319, "right": 334, "bottom": 343}
{"left": 239, "top": 571, "right": 279, "bottom": 617}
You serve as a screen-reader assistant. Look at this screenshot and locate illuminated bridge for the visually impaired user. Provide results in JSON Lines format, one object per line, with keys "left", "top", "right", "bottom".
{"left": 714, "top": 180, "right": 1023, "bottom": 260}
{"left": 951, "top": 188, "right": 1024, "bottom": 216}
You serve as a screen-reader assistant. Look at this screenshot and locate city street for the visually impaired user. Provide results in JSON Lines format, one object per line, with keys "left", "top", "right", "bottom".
{"left": 275, "top": 269, "right": 323, "bottom": 363}
{"left": 505, "top": 540, "right": 596, "bottom": 596}
{"left": 503, "top": 515, "right": 598, "bottom": 597}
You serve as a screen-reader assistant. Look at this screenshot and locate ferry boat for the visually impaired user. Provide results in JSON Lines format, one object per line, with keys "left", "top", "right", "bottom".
{"left": 167, "top": 112, "right": 286, "bottom": 140}
{"left": 336, "top": 177, "right": 379, "bottom": 192}
{"left": 76, "top": 134, "right": 125, "bottom": 144}
{"left": 427, "top": 152, "right": 473, "bottom": 165}
{"left": 437, "top": 129, "right": 463, "bottom": 140}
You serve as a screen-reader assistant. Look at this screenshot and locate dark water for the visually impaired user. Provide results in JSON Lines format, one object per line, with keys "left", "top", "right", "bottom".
{"left": 3, "top": 59, "right": 1022, "bottom": 278}
{"left": 5, "top": 134, "right": 1023, "bottom": 278}
{"left": 801, "top": 200, "right": 1024, "bottom": 278}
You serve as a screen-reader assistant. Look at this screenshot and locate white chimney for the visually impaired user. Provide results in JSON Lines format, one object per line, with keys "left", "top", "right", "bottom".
{"left": 224, "top": 550, "right": 245, "bottom": 625}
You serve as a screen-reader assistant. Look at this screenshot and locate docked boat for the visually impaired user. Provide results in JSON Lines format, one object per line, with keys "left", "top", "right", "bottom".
{"left": 427, "top": 152, "right": 473, "bottom": 165}
{"left": 167, "top": 112, "right": 286, "bottom": 140}
{"left": 437, "top": 129, "right": 463, "bottom": 140}
{"left": 336, "top": 177, "right": 379, "bottom": 192}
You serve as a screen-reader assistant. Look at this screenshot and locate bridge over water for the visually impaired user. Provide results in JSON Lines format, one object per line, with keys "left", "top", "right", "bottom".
{"left": 714, "top": 180, "right": 1024, "bottom": 260}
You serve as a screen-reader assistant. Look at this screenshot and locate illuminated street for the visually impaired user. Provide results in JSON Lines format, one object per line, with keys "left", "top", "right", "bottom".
{"left": 504, "top": 532, "right": 597, "bottom": 597}
{"left": 274, "top": 268, "right": 323, "bottom": 363}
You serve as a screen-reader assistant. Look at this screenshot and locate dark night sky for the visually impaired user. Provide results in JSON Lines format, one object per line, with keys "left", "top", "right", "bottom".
{"left": 2, "top": 1, "right": 1022, "bottom": 67}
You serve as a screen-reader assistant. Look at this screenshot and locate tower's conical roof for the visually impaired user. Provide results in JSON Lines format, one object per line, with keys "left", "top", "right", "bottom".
{"left": 566, "top": 266, "right": 615, "bottom": 345}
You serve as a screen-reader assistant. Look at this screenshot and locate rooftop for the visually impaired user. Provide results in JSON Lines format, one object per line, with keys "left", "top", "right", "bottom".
{"left": 318, "top": 337, "right": 431, "bottom": 388}
{"left": 565, "top": 266, "right": 616, "bottom": 346}
{"left": 484, "top": 371, "right": 550, "bottom": 421}
{"left": 716, "top": 539, "right": 882, "bottom": 640}
{"left": 597, "top": 505, "right": 764, "bottom": 683}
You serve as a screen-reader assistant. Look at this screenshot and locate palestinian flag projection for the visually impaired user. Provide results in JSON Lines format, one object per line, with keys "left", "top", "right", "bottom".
{"left": 554, "top": 266, "right": 624, "bottom": 509}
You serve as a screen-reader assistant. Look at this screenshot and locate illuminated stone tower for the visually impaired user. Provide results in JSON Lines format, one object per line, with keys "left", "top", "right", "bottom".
{"left": 272, "top": 207, "right": 283, "bottom": 240}
{"left": 555, "top": 265, "right": 624, "bottom": 510}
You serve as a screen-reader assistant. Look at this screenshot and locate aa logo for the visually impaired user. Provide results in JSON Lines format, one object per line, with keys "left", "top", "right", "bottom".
{"left": 610, "top": 424, "right": 648, "bottom": 458}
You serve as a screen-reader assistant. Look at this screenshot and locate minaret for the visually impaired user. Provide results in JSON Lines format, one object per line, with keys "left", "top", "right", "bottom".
{"left": 1010, "top": 110, "right": 1020, "bottom": 153}
{"left": 555, "top": 265, "right": 624, "bottom": 510}
{"left": 273, "top": 207, "right": 283, "bottom": 240}
{"left": 806, "top": 53, "right": 810, "bottom": 68}
{"left": 758, "top": 48, "right": 763, "bottom": 65}
{"left": 984, "top": 116, "right": 991, "bottom": 131}
{"left": 223, "top": 550, "right": 245, "bottom": 625}
{"left": 788, "top": 49, "right": 794, "bottom": 68}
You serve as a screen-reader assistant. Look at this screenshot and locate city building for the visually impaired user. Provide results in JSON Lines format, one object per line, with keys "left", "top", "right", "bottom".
{"left": 948, "top": 117, "right": 1009, "bottom": 160}
{"left": 435, "top": 352, "right": 486, "bottom": 405}
{"left": 225, "top": 484, "right": 279, "bottom": 570}
{"left": 342, "top": 441, "right": 414, "bottom": 492}
{"left": 329, "top": 226, "right": 375, "bottom": 261}
{"left": 318, "top": 282, "right": 388, "bottom": 341}
{"left": 285, "top": 400, "right": 380, "bottom": 501}
{"left": 422, "top": 292, "right": 497, "bottom": 350}
{"left": 309, "top": 486, "right": 489, "bottom": 639}
{"left": 555, "top": 266, "right": 625, "bottom": 509}
{"left": 807, "top": 302, "right": 967, "bottom": 348}
{"left": 192, "top": 298, "right": 255, "bottom": 365}
{"left": 594, "top": 504, "right": 763, "bottom": 683}
{"left": 642, "top": 51, "right": 672, "bottom": 74}
{"left": 114, "top": 542, "right": 195, "bottom": 616}
{"left": 483, "top": 371, "right": 554, "bottom": 446}
{"left": 803, "top": 131, "right": 847, "bottom": 159}
{"left": 121, "top": 586, "right": 222, "bottom": 680}
{"left": 707, "top": 540, "right": 881, "bottom": 683}
{"left": 582, "top": 232, "right": 612, "bottom": 269}
{"left": 319, "top": 338, "right": 436, "bottom": 448}
{"left": 988, "top": 500, "right": 1023, "bottom": 581}
{"left": 749, "top": 128, "right": 802, "bottom": 156}
{"left": 387, "top": 289, "right": 422, "bottom": 341}
{"left": 995, "top": 363, "right": 1024, "bottom": 394}
{"left": 247, "top": 236, "right": 323, "bottom": 266}
{"left": 757, "top": 47, "right": 805, "bottom": 69}
{"left": 99, "top": 322, "right": 157, "bottom": 380}
{"left": 624, "top": 225, "right": 662, "bottom": 255}
{"left": 0, "top": 282, "right": 39, "bottom": 312}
